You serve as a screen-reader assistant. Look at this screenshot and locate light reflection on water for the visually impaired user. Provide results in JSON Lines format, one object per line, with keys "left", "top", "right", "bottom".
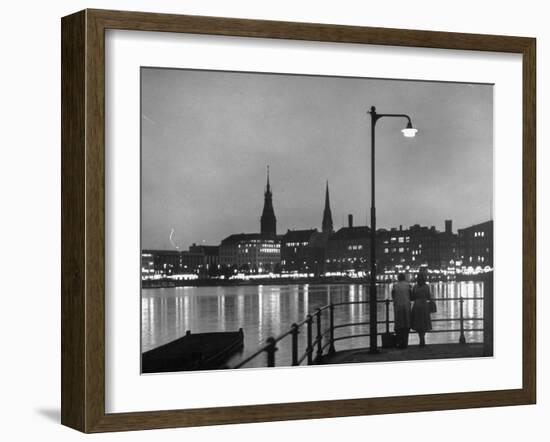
{"left": 141, "top": 281, "right": 484, "bottom": 368}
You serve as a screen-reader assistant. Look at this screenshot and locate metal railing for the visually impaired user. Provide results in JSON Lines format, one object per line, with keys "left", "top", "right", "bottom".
{"left": 232, "top": 294, "right": 489, "bottom": 369}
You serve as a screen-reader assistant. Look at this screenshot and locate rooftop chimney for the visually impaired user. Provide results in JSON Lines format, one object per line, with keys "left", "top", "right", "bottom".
{"left": 348, "top": 214, "right": 353, "bottom": 228}
{"left": 445, "top": 219, "right": 452, "bottom": 234}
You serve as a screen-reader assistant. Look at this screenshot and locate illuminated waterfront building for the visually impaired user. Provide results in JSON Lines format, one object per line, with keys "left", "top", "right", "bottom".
{"left": 281, "top": 229, "right": 324, "bottom": 274}
{"left": 141, "top": 249, "right": 204, "bottom": 280}
{"left": 280, "top": 182, "right": 335, "bottom": 274}
{"left": 439, "top": 220, "right": 458, "bottom": 269}
{"left": 325, "top": 213, "right": 370, "bottom": 273}
{"left": 141, "top": 252, "right": 155, "bottom": 280}
{"left": 219, "top": 233, "right": 281, "bottom": 272}
{"left": 218, "top": 168, "right": 281, "bottom": 272}
{"left": 188, "top": 244, "right": 220, "bottom": 269}
{"left": 378, "top": 224, "right": 446, "bottom": 271}
{"left": 457, "top": 220, "right": 493, "bottom": 269}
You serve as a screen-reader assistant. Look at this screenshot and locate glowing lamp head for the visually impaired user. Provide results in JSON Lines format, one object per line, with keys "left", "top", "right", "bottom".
{"left": 401, "top": 121, "right": 417, "bottom": 138}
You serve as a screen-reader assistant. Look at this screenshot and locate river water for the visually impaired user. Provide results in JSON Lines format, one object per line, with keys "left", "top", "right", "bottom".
{"left": 141, "top": 281, "right": 485, "bottom": 368}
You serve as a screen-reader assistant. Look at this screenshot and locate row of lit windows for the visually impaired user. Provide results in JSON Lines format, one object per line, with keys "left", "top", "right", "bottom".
{"left": 474, "top": 231, "right": 486, "bottom": 238}
{"left": 260, "top": 248, "right": 280, "bottom": 254}
{"left": 384, "top": 247, "right": 412, "bottom": 254}
{"left": 237, "top": 247, "right": 280, "bottom": 254}
{"left": 285, "top": 260, "right": 318, "bottom": 265}
{"left": 224, "top": 261, "right": 280, "bottom": 266}
{"left": 285, "top": 241, "right": 309, "bottom": 247}
{"left": 280, "top": 260, "right": 319, "bottom": 265}
{"left": 389, "top": 236, "right": 410, "bottom": 243}
{"left": 326, "top": 258, "right": 367, "bottom": 263}
{"left": 237, "top": 242, "right": 280, "bottom": 249}
{"left": 383, "top": 239, "right": 422, "bottom": 247}
{"left": 347, "top": 244, "right": 363, "bottom": 251}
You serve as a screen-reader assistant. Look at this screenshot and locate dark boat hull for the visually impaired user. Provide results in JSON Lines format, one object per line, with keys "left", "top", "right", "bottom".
{"left": 142, "top": 329, "right": 244, "bottom": 373}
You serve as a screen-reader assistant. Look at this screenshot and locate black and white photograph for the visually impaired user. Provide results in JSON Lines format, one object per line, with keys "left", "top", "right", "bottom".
{"left": 140, "top": 67, "right": 494, "bottom": 373}
{"left": 2, "top": 0, "right": 544, "bottom": 438}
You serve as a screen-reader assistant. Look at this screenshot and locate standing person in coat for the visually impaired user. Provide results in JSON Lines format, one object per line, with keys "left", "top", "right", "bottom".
{"left": 411, "top": 271, "right": 432, "bottom": 346}
{"left": 392, "top": 273, "right": 412, "bottom": 348}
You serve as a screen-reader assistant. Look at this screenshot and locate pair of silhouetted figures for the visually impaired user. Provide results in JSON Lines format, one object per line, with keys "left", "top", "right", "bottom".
{"left": 391, "top": 272, "right": 433, "bottom": 348}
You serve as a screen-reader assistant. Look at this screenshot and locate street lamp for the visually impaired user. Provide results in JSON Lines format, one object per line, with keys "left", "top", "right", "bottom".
{"left": 368, "top": 105, "right": 416, "bottom": 353}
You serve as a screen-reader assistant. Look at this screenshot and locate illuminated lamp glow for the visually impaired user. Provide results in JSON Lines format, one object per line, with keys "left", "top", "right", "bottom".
{"left": 401, "top": 128, "right": 417, "bottom": 138}
{"left": 401, "top": 121, "right": 417, "bottom": 138}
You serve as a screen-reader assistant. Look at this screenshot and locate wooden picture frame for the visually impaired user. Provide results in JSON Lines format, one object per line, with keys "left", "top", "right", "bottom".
{"left": 61, "top": 9, "right": 536, "bottom": 433}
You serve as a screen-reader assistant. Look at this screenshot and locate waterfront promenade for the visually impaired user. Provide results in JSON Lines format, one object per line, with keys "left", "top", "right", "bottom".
{"left": 321, "top": 343, "right": 485, "bottom": 365}
{"left": 142, "top": 280, "right": 491, "bottom": 370}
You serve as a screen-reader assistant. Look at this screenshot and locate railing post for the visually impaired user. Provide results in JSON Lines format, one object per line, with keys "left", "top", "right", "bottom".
{"left": 483, "top": 273, "right": 494, "bottom": 356}
{"left": 328, "top": 303, "right": 336, "bottom": 355}
{"left": 306, "top": 314, "right": 313, "bottom": 365}
{"left": 459, "top": 296, "right": 466, "bottom": 344}
{"left": 291, "top": 323, "right": 299, "bottom": 366}
{"left": 266, "top": 337, "right": 277, "bottom": 367}
{"left": 385, "top": 299, "right": 390, "bottom": 334}
{"left": 315, "top": 308, "right": 323, "bottom": 363}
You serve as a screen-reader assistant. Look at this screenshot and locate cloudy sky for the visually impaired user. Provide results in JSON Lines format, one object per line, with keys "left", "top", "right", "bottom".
{"left": 141, "top": 68, "right": 493, "bottom": 250}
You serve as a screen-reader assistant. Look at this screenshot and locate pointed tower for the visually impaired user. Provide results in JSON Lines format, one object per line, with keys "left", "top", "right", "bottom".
{"left": 260, "top": 166, "right": 277, "bottom": 237}
{"left": 322, "top": 181, "right": 334, "bottom": 234}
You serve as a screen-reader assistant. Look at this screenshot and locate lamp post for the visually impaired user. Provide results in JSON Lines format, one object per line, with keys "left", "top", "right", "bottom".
{"left": 368, "top": 106, "right": 417, "bottom": 353}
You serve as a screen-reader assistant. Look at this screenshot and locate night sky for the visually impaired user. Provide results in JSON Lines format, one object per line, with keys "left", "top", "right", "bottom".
{"left": 141, "top": 68, "right": 493, "bottom": 250}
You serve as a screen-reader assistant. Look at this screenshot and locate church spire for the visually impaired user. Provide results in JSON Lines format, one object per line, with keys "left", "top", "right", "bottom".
{"left": 260, "top": 166, "right": 277, "bottom": 237}
{"left": 322, "top": 180, "right": 334, "bottom": 234}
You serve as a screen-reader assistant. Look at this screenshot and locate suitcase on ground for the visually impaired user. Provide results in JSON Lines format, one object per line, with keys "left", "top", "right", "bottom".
{"left": 382, "top": 332, "right": 396, "bottom": 348}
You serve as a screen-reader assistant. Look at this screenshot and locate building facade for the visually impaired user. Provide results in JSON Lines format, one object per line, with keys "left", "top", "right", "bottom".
{"left": 141, "top": 252, "right": 155, "bottom": 280}
{"left": 326, "top": 225, "right": 370, "bottom": 273}
{"left": 217, "top": 168, "right": 281, "bottom": 272}
{"left": 280, "top": 229, "right": 324, "bottom": 274}
{"left": 377, "top": 221, "right": 459, "bottom": 274}
{"left": 141, "top": 249, "right": 204, "bottom": 280}
{"left": 457, "top": 220, "right": 493, "bottom": 269}
{"left": 322, "top": 219, "right": 463, "bottom": 277}
{"left": 189, "top": 244, "right": 220, "bottom": 269}
{"left": 219, "top": 233, "right": 281, "bottom": 272}
{"left": 439, "top": 220, "right": 458, "bottom": 269}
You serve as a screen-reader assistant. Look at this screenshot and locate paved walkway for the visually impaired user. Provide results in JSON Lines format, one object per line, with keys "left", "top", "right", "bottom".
{"left": 321, "top": 343, "right": 486, "bottom": 365}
